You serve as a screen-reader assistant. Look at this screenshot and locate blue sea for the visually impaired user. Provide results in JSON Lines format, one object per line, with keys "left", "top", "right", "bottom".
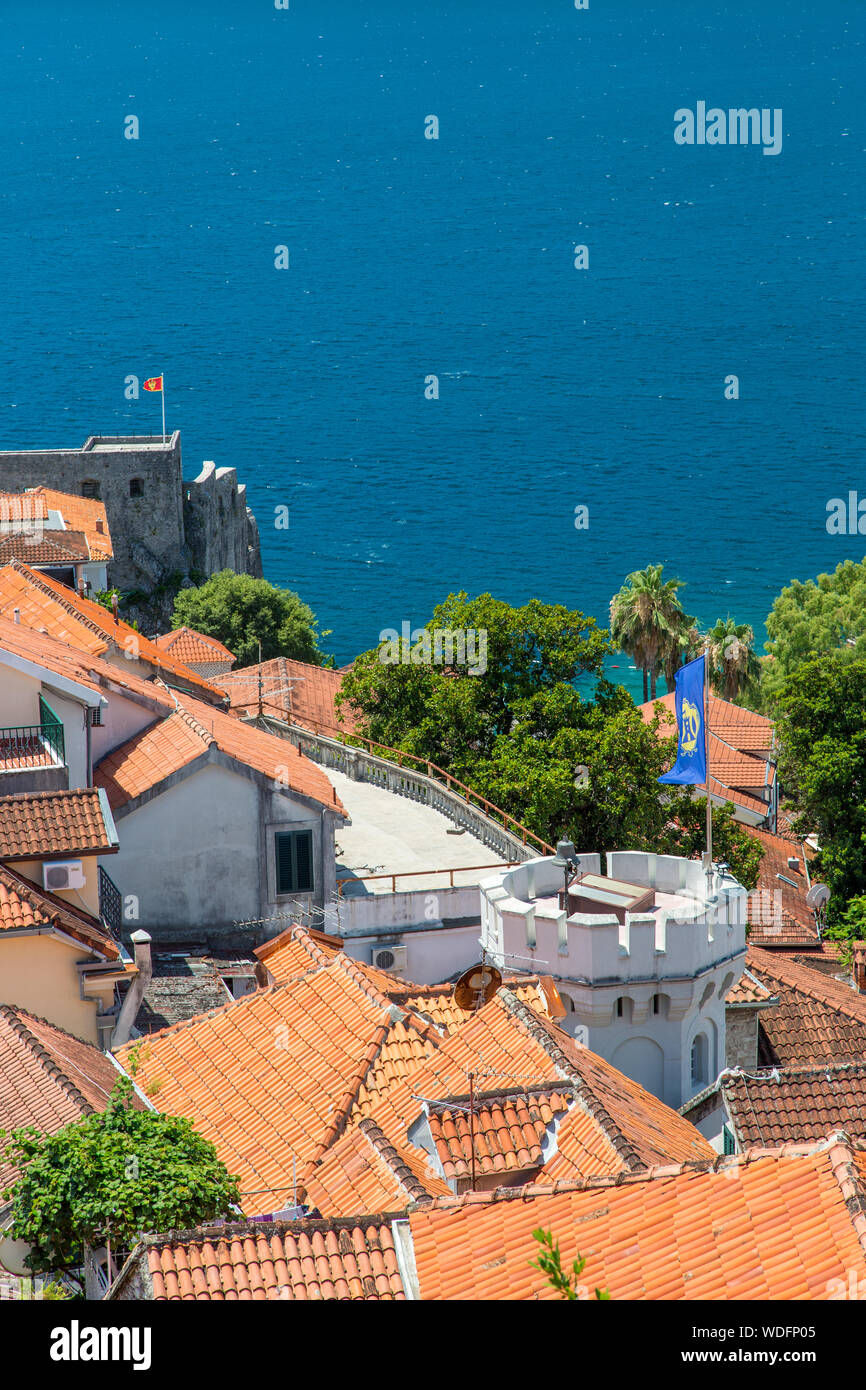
{"left": 0, "top": 0, "right": 863, "bottom": 688}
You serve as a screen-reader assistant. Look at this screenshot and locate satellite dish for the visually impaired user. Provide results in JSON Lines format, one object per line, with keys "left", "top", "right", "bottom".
{"left": 806, "top": 884, "right": 831, "bottom": 909}
{"left": 453, "top": 961, "right": 502, "bottom": 1012}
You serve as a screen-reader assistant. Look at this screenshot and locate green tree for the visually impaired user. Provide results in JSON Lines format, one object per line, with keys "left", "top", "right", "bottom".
{"left": 338, "top": 592, "right": 612, "bottom": 770}
{"left": 170, "top": 570, "right": 328, "bottom": 668}
{"left": 706, "top": 617, "right": 761, "bottom": 701}
{"left": 774, "top": 653, "right": 866, "bottom": 922}
{"left": 1, "top": 1076, "right": 240, "bottom": 1290}
{"left": 609, "top": 565, "right": 695, "bottom": 702}
{"left": 531, "top": 1228, "right": 610, "bottom": 1300}
{"left": 762, "top": 557, "right": 866, "bottom": 709}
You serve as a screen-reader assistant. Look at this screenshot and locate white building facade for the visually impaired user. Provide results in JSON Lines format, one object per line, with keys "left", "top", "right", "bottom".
{"left": 480, "top": 850, "right": 748, "bottom": 1110}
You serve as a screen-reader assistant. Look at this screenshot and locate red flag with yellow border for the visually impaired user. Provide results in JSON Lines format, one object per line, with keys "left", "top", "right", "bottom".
{"left": 143, "top": 376, "right": 163, "bottom": 392}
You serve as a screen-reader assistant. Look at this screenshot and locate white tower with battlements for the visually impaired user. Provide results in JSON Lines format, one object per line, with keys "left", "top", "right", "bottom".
{"left": 480, "top": 850, "right": 747, "bottom": 1109}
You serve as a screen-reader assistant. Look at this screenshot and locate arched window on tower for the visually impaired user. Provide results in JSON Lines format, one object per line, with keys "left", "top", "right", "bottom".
{"left": 614, "top": 996, "right": 633, "bottom": 1023}
{"left": 691, "top": 1033, "right": 708, "bottom": 1088}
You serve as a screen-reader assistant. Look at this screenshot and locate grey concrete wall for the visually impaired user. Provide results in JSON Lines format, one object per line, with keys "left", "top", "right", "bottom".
{"left": 184, "top": 461, "right": 262, "bottom": 580}
{"left": 0, "top": 433, "right": 262, "bottom": 592}
{"left": 0, "top": 434, "right": 187, "bottom": 590}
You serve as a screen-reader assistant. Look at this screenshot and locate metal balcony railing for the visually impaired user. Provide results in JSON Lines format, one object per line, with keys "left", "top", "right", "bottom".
{"left": 0, "top": 721, "right": 65, "bottom": 770}
{"left": 98, "top": 865, "right": 123, "bottom": 940}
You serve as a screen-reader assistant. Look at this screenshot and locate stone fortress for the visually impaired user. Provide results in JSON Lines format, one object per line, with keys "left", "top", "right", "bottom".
{"left": 0, "top": 432, "right": 262, "bottom": 593}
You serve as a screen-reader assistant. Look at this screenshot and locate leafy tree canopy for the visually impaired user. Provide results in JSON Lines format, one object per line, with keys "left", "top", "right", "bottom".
{"left": 774, "top": 653, "right": 866, "bottom": 923}
{"left": 1, "top": 1076, "right": 240, "bottom": 1285}
{"left": 171, "top": 570, "right": 328, "bottom": 668}
{"left": 338, "top": 592, "right": 612, "bottom": 769}
{"left": 762, "top": 557, "right": 866, "bottom": 707}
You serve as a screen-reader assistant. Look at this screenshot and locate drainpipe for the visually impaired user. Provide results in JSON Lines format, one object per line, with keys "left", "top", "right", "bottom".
{"left": 110, "top": 930, "right": 153, "bottom": 1049}
{"left": 85, "top": 706, "right": 92, "bottom": 786}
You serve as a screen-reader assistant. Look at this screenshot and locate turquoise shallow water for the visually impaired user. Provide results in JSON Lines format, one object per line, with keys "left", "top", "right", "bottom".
{"left": 0, "top": 0, "right": 863, "bottom": 690}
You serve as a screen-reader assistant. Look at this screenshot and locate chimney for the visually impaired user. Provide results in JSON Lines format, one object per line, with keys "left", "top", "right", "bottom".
{"left": 77, "top": 574, "right": 86, "bottom": 599}
{"left": 12, "top": 607, "right": 19, "bottom": 624}
{"left": 853, "top": 942, "right": 866, "bottom": 995}
{"left": 787, "top": 856, "right": 800, "bottom": 872}
{"left": 111, "top": 593, "right": 119, "bottom": 622}
{"left": 95, "top": 518, "right": 104, "bottom": 534}
{"left": 110, "top": 930, "right": 153, "bottom": 1048}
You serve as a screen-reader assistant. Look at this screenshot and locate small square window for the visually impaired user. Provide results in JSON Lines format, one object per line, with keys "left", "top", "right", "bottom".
{"left": 275, "top": 830, "right": 314, "bottom": 895}
{"left": 81, "top": 479, "right": 100, "bottom": 500}
{"left": 129, "top": 478, "right": 144, "bottom": 498}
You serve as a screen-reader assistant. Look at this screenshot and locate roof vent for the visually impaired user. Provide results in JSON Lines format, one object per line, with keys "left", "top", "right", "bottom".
{"left": 787, "top": 856, "right": 800, "bottom": 871}
{"left": 95, "top": 518, "right": 104, "bottom": 534}
{"left": 12, "top": 607, "right": 19, "bottom": 624}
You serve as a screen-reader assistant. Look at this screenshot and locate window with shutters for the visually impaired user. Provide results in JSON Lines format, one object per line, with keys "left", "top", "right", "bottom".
{"left": 274, "top": 830, "right": 314, "bottom": 895}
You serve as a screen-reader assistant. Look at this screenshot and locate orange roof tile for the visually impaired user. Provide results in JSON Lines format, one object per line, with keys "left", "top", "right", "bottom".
{"left": 29, "top": 487, "right": 113, "bottom": 562}
{"left": 0, "top": 530, "right": 90, "bottom": 566}
{"left": 639, "top": 691, "right": 774, "bottom": 755}
{"left": 409, "top": 1135, "right": 866, "bottom": 1300}
{"left": 723, "top": 1063, "right": 866, "bottom": 1148}
{"left": 0, "top": 1004, "right": 143, "bottom": 1191}
{"left": 113, "top": 949, "right": 439, "bottom": 1212}
{"left": 153, "top": 627, "right": 236, "bottom": 665}
{"left": 304, "top": 1119, "right": 450, "bottom": 1217}
{"left": 114, "top": 1214, "right": 408, "bottom": 1300}
{"left": 428, "top": 1084, "right": 572, "bottom": 1184}
{"left": 726, "top": 967, "right": 776, "bottom": 1006}
{"left": 221, "top": 657, "right": 358, "bottom": 737}
{"left": 0, "top": 564, "right": 223, "bottom": 699}
{"left": 0, "top": 614, "right": 176, "bottom": 712}
{"left": 95, "top": 694, "right": 345, "bottom": 815}
{"left": 749, "top": 946, "right": 866, "bottom": 1066}
{"left": 0, "top": 786, "right": 118, "bottom": 861}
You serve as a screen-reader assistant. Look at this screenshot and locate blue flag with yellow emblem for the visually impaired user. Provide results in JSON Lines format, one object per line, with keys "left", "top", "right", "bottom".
{"left": 658, "top": 655, "right": 707, "bottom": 785}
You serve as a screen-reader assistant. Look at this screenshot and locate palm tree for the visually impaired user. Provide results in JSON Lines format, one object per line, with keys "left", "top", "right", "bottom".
{"left": 609, "top": 564, "right": 695, "bottom": 701}
{"left": 663, "top": 622, "right": 704, "bottom": 693}
{"left": 706, "top": 618, "right": 760, "bottom": 700}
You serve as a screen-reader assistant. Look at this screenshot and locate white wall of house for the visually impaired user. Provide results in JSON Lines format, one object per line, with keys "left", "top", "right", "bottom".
{"left": 480, "top": 850, "right": 748, "bottom": 1110}
{"left": 0, "top": 663, "right": 39, "bottom": 726}
{"left": 89, "top": 693, "right": 161, "bottom": 766}
{"left": 108, "top": 759, "right": 340, "bottom": 935}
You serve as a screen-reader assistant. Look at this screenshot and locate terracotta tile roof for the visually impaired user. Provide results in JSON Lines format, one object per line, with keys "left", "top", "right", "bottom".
{"left": 153, "top": 627, "right": 236, "bottom": 665}
{"left": 304, "top": 1119, "right": 451, "bottom": 1217}
{"left": 0, "top": 564, "right": 223, "bottom": 698}
{"left": 135, "top": 954, "right": 236, "bottom": 1034}
{"left": 0, "top": 862, "right": 119, "bottom": 959}
{"left": 639, "top": 692, "right": 774, "bottom": 756}
{"left": 0, "top": 614, "right": 176, "bottom": 712}
{"left": 0, "top": 530, "right": 90, "bottom": 566}
{"left": 95, "top": 693, "right": 345, "bottom": 816}
{"left": 723, "top": 1063, "right": 866, "bottom": 1147}
{"left": 220, "top": 657, "right": 358, "bottom": 737}
{"left": 0, "top": 1004, "right": 143, "bottom": 1191}
{"left": 112, "top": 950, "right": 439, "bottom": 1212}
{"left": 428, "top": 1083, "right": 572, "bottom": 1184}
{"left": 339, "top": 992, "right": 713, "bottom": 1210}
{"left": 408, "top": 1134, "right": 866, "bottom": 1300}
{"left": 0, "top": 565, "right": 108, "bottom": 654}
{"left": 749, "top": 945, "right": 866, "bottom": 1065}
{"left": 29, "top": 487, "right": 113, "bottom": 562}
{"left": 725, "top": 966, "right": 776, "bottom": 1006}
{"left": 253, "top": 925, "right": 344, "bottom": 984}
{"left": 0, "top": 786, "right": 118, "bottom": 860}
{"left": 117, "top": 1214, "right": 408, "bottom": 1301}
{"left": 741, "top": 824, "right": 821, "bottom": 946}
{"left": 0, "top": 491, "right": 48, "bottom": 522}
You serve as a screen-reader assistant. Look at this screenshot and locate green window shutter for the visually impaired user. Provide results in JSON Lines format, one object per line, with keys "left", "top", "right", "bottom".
{"left": 275, "top": 831, "right": 314, "bottom": 894}
{"left": 723, "top": 1124, "right": 736, "bottom": 1155}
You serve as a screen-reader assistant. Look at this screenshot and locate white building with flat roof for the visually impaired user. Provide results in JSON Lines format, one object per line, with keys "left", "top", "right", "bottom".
{"left": 479, "top": 849, "right": 748, "bottom": 1109}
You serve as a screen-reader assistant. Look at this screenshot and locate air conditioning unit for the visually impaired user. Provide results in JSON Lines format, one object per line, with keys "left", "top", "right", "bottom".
{"left": 371, "top": 943, "right": 408, "bottom": 976}
{"left": 43, "top": 860, "right": 86, "bottom": 893}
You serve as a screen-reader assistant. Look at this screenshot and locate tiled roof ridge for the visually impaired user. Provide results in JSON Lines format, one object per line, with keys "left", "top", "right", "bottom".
{"left": 435, "top": 1080, "right": 573, "bottom": 1108}
{"left": 0, "top": 1003, "right": 99, "bottom": 1117}
{"left": 135, "top": 1208, "right": 408, "bottom": 1250}
{"left": 420, "top": 1132, "right": 865, "bottom": 1210}
{"left": 499, "top": 989, "right": 646, "bottom": 1173}
{"left": 174, "top": 702, "right": 217, "bottom": 749}
{"left": 825, "top": 1132, "right": 866, "bottom": 1260}
{"left": 723, "top": 1060, "right": 866, "bottom": 1085}
{"left": 304, "top": 1021, "right": 396, "bottom": 1178}
{"left": 356, "top": 1118, "right": 438, "bottom": 1206}
{"left": 162, "top": 626, "right": 234, "bottom": 658}
{"left": 10, "top": 561, "right": 111, "bottom": 643}
{"left": 749, "top": 946, "right": 866, "bottom": 1016}
{"left": 115, "top": 980, "right": 292, "bottom": 1050}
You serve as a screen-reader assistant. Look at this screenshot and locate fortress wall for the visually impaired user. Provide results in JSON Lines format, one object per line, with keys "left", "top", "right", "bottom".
{"left": 184, "top": 460, "right": 263, "bottom": 580}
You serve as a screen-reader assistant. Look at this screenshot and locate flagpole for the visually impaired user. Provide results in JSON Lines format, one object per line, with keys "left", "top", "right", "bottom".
{"left": 161, "top": 375, "right": 166, "bottom": 443}
{"left": 704, "top": 640, "right": 712, "bottom": 874}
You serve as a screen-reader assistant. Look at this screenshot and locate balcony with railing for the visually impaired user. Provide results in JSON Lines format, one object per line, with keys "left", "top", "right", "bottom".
{"left": 0, "top": 699, "right": 67, "bottom": 792}
{"left": 98, "top": 865, "right": 123, "bottom": 941}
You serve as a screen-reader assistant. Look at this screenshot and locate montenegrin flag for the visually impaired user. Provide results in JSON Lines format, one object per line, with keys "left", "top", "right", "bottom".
{"left": 143, "top": 375, "right": 163, "bottom": 392}
{"left": 658, "top": 655, "right": 707, "bottom": 786}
